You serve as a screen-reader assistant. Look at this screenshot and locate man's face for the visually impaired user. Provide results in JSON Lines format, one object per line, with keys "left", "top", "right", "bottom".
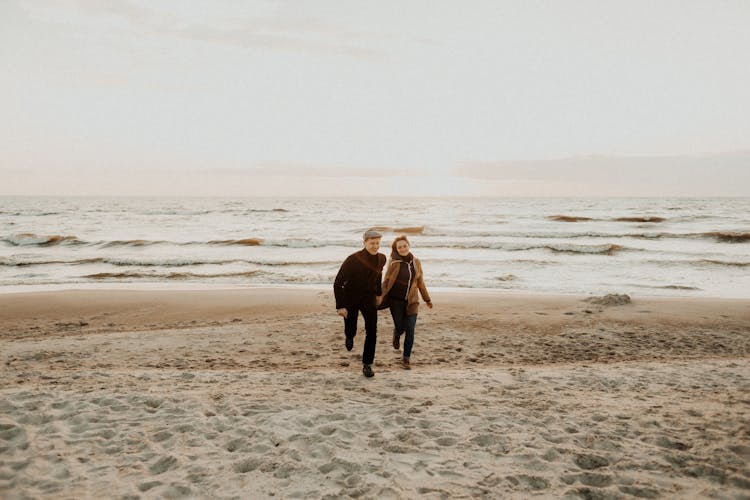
{"left": 364, "top": 237, "right": 381, "bottom": 255}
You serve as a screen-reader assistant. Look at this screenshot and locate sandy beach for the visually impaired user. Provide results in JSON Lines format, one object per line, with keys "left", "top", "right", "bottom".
{"left": 1, "top": 287, "right": 749, "bottom": 499}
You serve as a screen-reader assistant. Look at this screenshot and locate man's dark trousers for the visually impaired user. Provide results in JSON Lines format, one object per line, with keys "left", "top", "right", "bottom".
{"left": 344, "top": 299, "right": 377, "bottom": 365}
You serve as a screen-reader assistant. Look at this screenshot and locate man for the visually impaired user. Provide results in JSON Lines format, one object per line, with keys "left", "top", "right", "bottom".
{"left": 333, "top": 229, "right": 386, "bottom": 378}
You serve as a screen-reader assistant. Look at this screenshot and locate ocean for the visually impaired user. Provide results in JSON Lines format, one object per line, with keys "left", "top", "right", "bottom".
{"left": 1, "top": 196, "right": 748, "bottom": 298}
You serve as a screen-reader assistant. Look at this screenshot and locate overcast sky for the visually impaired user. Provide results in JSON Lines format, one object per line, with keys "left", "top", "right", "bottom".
{"left": 1, "top": 0, "right": 749, "bottom": 196}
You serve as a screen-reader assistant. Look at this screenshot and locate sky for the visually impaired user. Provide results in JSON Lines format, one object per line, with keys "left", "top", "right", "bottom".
{"left": 1, "top": 0, "right": 749, "bottom": 197}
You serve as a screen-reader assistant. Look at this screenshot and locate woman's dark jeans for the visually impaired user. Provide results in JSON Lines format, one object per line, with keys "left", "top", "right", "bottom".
{"left": 389, "top": 300, "right": 418, "bottom": 358}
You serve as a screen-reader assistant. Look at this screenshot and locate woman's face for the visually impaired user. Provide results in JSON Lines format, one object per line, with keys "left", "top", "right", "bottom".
{"left": 396, "top": 240, "right": 410, "bottom": 256}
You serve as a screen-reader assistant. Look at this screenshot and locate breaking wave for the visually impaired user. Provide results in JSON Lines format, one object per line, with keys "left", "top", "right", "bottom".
{"left": 495, "top": 274, "right": 518, "bottom": 281}
{"left": 0, "top": 258, "right": 103, "bottom": 267}
{"left": 0, "top": 257, "right": 339, "bottom": 268}
{"left": 633, "top": 284, "right": 702, "bottom": 291}
{"left": 208, "top": 238, "right": 264, "bottom": 246}
{"left": 543, "top": 243, "right": 623, "bottom": 255}
{"left": 614, "top": 217, "right": 666, "bottom": 223}
{"left": 101, "top": 239, "right": 166, "bottom": 247}
{"left": 370, "top": 226, "right": 426, "bottom": 234}
{"left": 3, "top": 233, "right": 83, "bottom": 246}
{"left": 702, "top": 232, "right": 750, "bottom": 243}
{"left": 696, "top": 259, "right": 750, "bottom": 268}
{"left": 6, "top": 232, "right": 748, "bottom": 249}
{"left": 546, "top": 215, "right": 667, "bottom": 223}
{"left": 547, "top": 215, "right": 594, "bottom": 222}
{"left": 101, "top": 238, "right": 265, "bottom": 247}
{"left": 415, "top": 240, "right": 628, "bottom": 254}
{"left": 84, "top": 270, "right": 263, "bottom": 280}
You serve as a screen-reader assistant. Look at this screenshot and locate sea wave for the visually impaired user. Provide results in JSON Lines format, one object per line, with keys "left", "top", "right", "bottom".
{"left": 495, "top": 274, "right": 518, "bottom": 281}
{"left": 84, "top": 270, "right": 263, "bottom": 280}
{"left": 208, "top": 238, "right": 264, "bottom": 246}
{"left": 424, "top": 231, "right": 658, "bottom": 240}
{"left": 1, "top": 257, "right": 340, "bottom": 268}
{"left": 702, "top": 232, "right": 750, "bottom": 243}
{"left": 126, "top": 208, "right": 289, "bottom": 216}
{"left": 101, "top": 239, "right": 167, "bottom": 247}
{"left": 99, "top": 257, "right": 339, "bottom": 267}
{"left": 262, "top": 239, "right": 352, "bottom": 248}
{"left": 696, "top": 259, "right": 750, "bottom": 268}
{"left": 3, "top": 233, "right": 83, "bottom": 246}
{"left": 1, "top": 211, "right": 61, "bottom": 216}
{"left": 6, "top": 231, "right": 748, "bottom": 250}
{"left": 546, "top": 215, "right": 666, "bottom": 223}
{"left": 103, "top": 237, "right": 263, "bottom": 247}
{"left": 632, "top": 284, "right": 702, "bottom": 291}
{"left": 642, "top": 259, "right": 750, "bottom": 268}
{"left": 142, "top": 210, "right": 214, "bottom": 216}
{"left": 0, "top": 257, "right": 103, "bottom": 267}
{"left": 370, "top": 226, "right": 426, "bottom": 234}
{"left": 614, "top": 217, "right": 666, "bottom": 223}
{"left": 393, "top": 226, "right": 425, "bottom": 234}
{"left": 547, "top": 215, "right": 594, "bottom": 222}
{"left": 97, "top": 258, "right": 234, "bottom": 267}
{"left": 219, "top": 208, "right": 289, "bottom": 214}
{"left": 543, "top": 243, "right": 623, "bottom": 255}
{"left": 416, "top": 240, "right": 629, "bottom": 254}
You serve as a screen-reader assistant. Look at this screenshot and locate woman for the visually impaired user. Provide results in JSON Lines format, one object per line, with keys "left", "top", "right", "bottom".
{"left": 379, "top": 235, "right": 432, "bottom": 369}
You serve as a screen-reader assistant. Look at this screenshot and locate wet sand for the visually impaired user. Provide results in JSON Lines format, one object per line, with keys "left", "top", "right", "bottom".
{"left": 1, "top": 288, "right": 749, "bottom": 498}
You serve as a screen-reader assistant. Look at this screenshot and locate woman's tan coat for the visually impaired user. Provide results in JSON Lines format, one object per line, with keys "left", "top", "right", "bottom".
{"left": 381, "top": 256, "right": 431, "bottom": 315}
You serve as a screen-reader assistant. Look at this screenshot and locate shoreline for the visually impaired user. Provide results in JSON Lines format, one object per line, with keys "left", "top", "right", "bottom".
{"left": 1, "top": 281, "right": 749, "bottom": 301}
{"left": 2, "top": 287, "right": 749, "bottom": 335}
{"left": 2, "top": 287, "right": 748, "bottom": 360}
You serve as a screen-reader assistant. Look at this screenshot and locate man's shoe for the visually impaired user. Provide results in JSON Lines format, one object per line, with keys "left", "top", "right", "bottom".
{"left": 345, "top": 336, "right": 353, "bottom": 351}
{"left": 401, "top": 357, "right": 411, "bottom": 370}
{"left": 362, "top": 364, "right": 374, "bottom": 377}
{"left": 392, "top": 334, "right": 400, "bottom": 350}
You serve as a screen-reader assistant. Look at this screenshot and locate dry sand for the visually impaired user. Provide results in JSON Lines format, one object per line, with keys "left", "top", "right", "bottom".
{"left": 1, "top": 288, "right": 749, "bottom": 499}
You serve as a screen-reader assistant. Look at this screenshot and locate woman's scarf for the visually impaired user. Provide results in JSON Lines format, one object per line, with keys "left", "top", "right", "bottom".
{"left": 390, "top": 251, "right": 414, "bottom": 263}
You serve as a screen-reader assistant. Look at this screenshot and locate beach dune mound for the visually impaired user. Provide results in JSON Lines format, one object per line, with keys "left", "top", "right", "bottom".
{"left": 585, "top": 293, "right": 632, "bottom": 306}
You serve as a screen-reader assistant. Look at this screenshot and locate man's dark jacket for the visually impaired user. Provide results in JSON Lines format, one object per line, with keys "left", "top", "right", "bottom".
{"left": 333, "top": 249, "right": 386, "bottom": 309}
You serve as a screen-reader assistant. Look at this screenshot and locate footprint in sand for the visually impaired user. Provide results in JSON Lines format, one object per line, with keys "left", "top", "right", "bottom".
{"left": 233, "top": 458, "right": 262, "bottom": 473}
{"left": 506, "top": 474, "right": 551, "bottom": 491}
{"left": 574, "top": 453, "right": 610, "bottom": 470}
{"left": 138, "top": 481, "right": 163, "bottom": 492}
{"left": 566, "top": 472, "right": 614, "bottom": 488}
{"left": 0, "top": 421, "right": 28, "bottom": 453}
{"left": 149, "top": 455, "right": 178, "bottom": 475}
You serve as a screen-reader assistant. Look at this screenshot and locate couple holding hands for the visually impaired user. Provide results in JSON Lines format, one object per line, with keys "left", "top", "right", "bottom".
{"left": 333, "top": 229, "right": 432, "bottom": 378}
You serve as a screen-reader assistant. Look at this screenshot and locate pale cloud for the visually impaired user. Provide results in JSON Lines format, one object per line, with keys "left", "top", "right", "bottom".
{"left": 196, "top": 165, "right": 425, "bottom": 178}
{"left": 0, "top": 167, "right": 467, "bottom": 197}
{"left": 15, "top": 0, "right": 389, "bottom": 60}
{"left": 452, "top": 151, "right": 750, "bottom": 197}
{"left": 175, "top": 23, "right": 385, "bottom": 61}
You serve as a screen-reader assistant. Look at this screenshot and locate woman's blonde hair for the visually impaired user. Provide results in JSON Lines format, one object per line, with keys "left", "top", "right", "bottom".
{"left": 391, "top": 235, "right": 410, "bottom": 254}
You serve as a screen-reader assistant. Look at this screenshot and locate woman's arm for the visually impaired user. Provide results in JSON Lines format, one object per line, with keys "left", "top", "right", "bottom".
{"left": 415, "top": 259, "right": 432, "bottom": 306}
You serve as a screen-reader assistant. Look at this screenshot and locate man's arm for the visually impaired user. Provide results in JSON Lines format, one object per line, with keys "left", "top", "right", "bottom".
{"left": 376, "top": 254, "right": 386, "bottom": 296}
{"left": 333, "top": 255, "right": 354, "bottom": 310}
